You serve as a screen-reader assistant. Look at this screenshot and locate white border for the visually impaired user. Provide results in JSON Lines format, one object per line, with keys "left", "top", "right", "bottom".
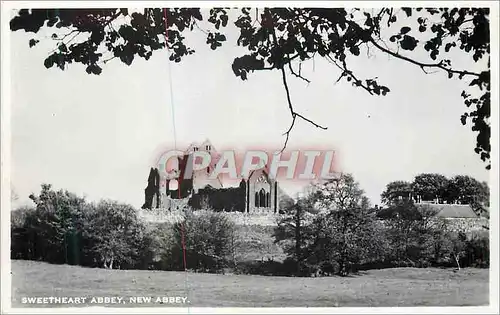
{"left": 1, "top": 1, "right": 499, "bottom": 314}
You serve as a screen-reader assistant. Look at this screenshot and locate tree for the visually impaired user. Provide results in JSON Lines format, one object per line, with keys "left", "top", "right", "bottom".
{"left": 381, "top": 180, "right": 413, "bottom": 205}
{"left": 83, "top": 200, "right": 148, "bottom": 269}
{"left": 10, "top": 205, "right": 36, "bottom": 260}
{"left": 274, "top": 196, "right": 314, "bottom": 274}
{"left": 378, "top": 200, "right": 441, "bottom": 265}
{"left": 278, "top": 193, "right": 295, "bottom": 213}
{"left": 411, "top": 173, "right": 449, "bottom": 203}
{"left": 449, "top": 231, "right": 467, "bottom": 270}
{"left": 9, "top": 8, "right": 491, "bottom": 167}
{"left": 167, "top": 211, "right": 237, "bottom": 272}
{"left": 307, "top": 174, "right": 385, "bottom": 276}
{"left": 27, "top": 184, "right": 87, "bottom": 265}
{"left": 446, "top": 175, "right": 489, "bottom": 212}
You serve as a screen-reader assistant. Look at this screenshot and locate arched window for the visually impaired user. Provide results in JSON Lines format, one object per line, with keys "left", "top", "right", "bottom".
{"left": 255, "top": 192, "right": 259, "bottom": 207}
{"left": 266, "top": 192, "right": 270, "bottom": 208}
{"left": 259, "top": 189, "right": 266, "bottom": 208}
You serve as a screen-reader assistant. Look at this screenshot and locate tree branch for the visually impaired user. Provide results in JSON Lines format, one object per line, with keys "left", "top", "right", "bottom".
{"left": 288, "top": 58, "right": 310, "bottom": 83}
{"left": 279, "top": 65, "right": 327, "bottom": 152}
{"left": 326, "top": 55, "right": 374, "bottom": 95}
{"left": 101, "top": 9, "right": 123, "bottom": 28}
{"left": 369, "top": 37, "right": 481, "bottom": 77}
{"left": 263, "top": 9, "right": 327, "bottom": 152}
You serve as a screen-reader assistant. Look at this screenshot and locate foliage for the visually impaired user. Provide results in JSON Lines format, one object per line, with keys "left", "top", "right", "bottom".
{"left": 464, "top": 233, "right": 489, "bottom": 268}
{"left": 11, "top": 206, "right": 36, "bottom": 260}
{"left": 163, "top": 211, "right": 237, "bottom": 272}
{"left": 306, "top": 175, "right": 386, "bottom": 275}
{"left": 380, "top": 181, "right": 413, "bottom": 205}
{"left": 380, "top": 174, "right": 490, "bottom": 217}
{"left": 379, "top": 200, "right": 440, "bottom": 264}
{"left": 446, "top": 175, "right": 490, "bottom": 213}
{"left": 11, "top": 184, "right": 152, "bottom": 269}
{"left": 15, "top": 184, "right": 89, "bottom": 264}
{"left": 11, "top": 183, "right": 489, "bottom": 276}
{"left": 274, "top": 174, "right": 388, "bottom": 276}
{"left": 188, "top": 184, "right": 246, "bottom": 212}
{"left": 9, "top": 7, "right": 491, "bottom": 166}
{"left": 274, "top": 196, "right": 314, "bottom": 274}
{"left": 411, "top": 173, "right": 449, "bottom": 202}
{"left": 82, "top": 200, "right": 151, "bottom": 269}
{"left": 278, "top": 193, "right": 295, "bottom": 213}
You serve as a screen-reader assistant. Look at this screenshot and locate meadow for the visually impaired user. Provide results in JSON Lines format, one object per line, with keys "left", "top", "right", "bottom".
{"left": 11, "top": 260, "right": 489, "bottom": 308}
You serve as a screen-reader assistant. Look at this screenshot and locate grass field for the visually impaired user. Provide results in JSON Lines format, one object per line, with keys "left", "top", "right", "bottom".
{"left": 10, "top": 260, "right": 489, "bottom": 308}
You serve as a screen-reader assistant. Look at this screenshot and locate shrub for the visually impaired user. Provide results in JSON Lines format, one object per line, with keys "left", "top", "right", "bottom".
{"left": 82, "top": 200, "right": 151, "bottom": 269}
{"left": 10, "top": 184, "right": 154, "bottom": 270}
{"left": 161, "top": 211, "right": 237, "bottom": 272}
{"left": 11, "top": 206, "right": 36, "bottom": 260}
{"left": 464, "top": 234, "right": 489, "bottom": 268}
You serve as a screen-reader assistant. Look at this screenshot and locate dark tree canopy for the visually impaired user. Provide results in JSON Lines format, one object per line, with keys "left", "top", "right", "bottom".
{"left": 10, "top": 7, "right": 491, "bottom": 167}
{"left": 411, "top": 173, "right": 450, "bottom": 202}
{"left": 381, "top": 173, "right": 489, "bottom": 212}
{"left": 381, "top": 180, "right": 413, "bottom": 205}
{"left": 446, "top": 175, "right": 490, "bottom": 212}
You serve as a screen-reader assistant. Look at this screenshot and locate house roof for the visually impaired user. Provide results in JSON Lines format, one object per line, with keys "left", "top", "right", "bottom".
{"left": 416, "top": 203, "right": 479, "bottom": 218}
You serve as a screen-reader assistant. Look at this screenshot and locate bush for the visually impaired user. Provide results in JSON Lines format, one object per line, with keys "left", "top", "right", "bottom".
{"left": 464, "top": 234, "right": 489, "bottom": 268}
{"left": 160, "top": 211, "right": 237, "bottom": 272}
{"left": 11, "top": 185, "right": 88, "bottom": 265}
{"left": 10, "top": 184, "right": 154, "bottom": 270}
{"left": 11, "top": 206, "right": 36, "bottom": 260}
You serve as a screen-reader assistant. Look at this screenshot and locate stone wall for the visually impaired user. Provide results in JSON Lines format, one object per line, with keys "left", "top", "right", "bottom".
{"left": 440, "top": 217, "right": 489, "bottom": 234}
{"left": 138, "top": 208, "right": 282, "bottom": 226}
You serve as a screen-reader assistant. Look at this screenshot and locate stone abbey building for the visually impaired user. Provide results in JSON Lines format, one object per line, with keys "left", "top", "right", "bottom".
{"left": 142, "top": 140, "right": 281, "bottom": 213}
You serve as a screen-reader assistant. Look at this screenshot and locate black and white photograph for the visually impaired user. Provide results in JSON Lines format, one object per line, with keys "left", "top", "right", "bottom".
{"left": 1, "top": 1, "right": 498, "bottom": 313}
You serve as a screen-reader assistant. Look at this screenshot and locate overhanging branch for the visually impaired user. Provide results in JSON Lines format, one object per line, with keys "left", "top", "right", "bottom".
{"left": 279, "top": 65, "right": 327, "bottom": 152}
{"left": 369, "top": 37, "right": 481, "bottom": 77}
{"left": 263, "top": 9, "right": 327, "bottom": 152}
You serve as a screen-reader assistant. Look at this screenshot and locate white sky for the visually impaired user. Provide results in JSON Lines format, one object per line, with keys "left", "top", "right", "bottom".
{"left": 9, "top": 8, "right": 490, "bottom": 209}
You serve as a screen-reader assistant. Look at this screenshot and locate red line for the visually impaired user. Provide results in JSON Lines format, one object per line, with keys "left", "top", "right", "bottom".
{"left": 179, "top": 164, "right": 186, "bottom": 271}
{"left": 164, "top": 7, "right": 187, "bottom": 273}
{"left": 163, "top": 8, "right": 169, "bottom": 42}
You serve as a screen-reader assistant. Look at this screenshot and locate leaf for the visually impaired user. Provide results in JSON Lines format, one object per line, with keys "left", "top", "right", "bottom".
{"left": 430, "top": 49, "right": 439, "bottom": 60}
{"left": 349, "top": 45, "right": 360, "bottom": 56}
{"left": 221, "top": 14, "right": 228, "bottom": 27}
{"left": 29, "top": 39, "right": 39, "bottom": 48}
{"left": 192, "top": 10, "right": 203, "bottom": 21}
{"left": 445, "top": 43, "right": 453, "bottom": 52}
{"left": 402, "top": 8, "right": 412, "bottom": 17}
{"left": 399, "top": 35, "right": 418, "bottom": 51}
{"left": 43, "top": 55, "right": 55, "bottom": 68}
{"left": 400, "top": 27, "right": 411, "bottom": 34}
{"left": 120, "top": 53, "right": 134, "bottom": 66}
{"left": 460, "top": 113, "right": 468, "bottom": 125}
{"left": 58, "top": 43, "right": 67, "bottom": 53}
{"left": 215, "top": 33, "right": 226, "bottom": 42}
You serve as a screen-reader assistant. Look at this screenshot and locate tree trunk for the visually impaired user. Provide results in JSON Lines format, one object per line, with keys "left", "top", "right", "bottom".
{"left": 295, "top": 207, "right": 301, "bottom": 274}
{"left": 454, "top": 254, "right": 461, "bottom": 270}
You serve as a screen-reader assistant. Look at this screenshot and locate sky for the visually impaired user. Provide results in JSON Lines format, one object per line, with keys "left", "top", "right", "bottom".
{"left": 9, "top": 8, "right": 491, "bottom": 210}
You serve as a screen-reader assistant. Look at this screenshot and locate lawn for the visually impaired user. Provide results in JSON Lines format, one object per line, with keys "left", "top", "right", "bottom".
{"left": 10, "top": 260, "right": 489, "bottom": 308}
